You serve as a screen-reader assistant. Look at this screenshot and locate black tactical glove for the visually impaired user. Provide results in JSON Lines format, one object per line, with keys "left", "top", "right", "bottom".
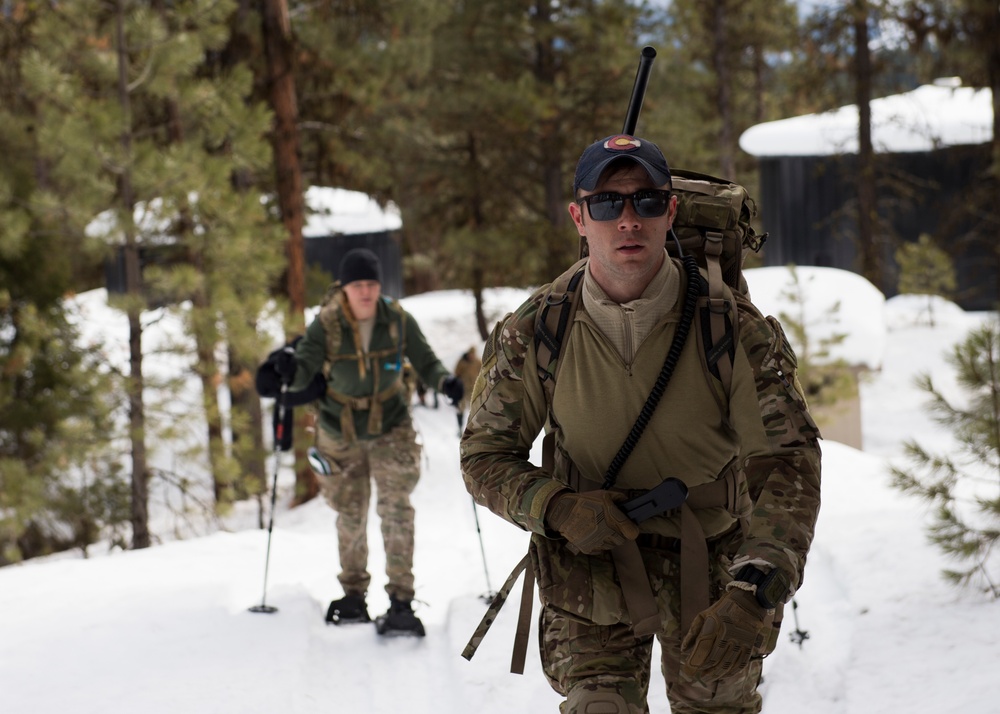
{"left": 255, "top": 360, "right": 283, "bottom": 398}
{"left": 440, "top": 375, "right": 464, "bottom": 406}
{"left": 269, "top": 344, "right": 298, "bottom": 385}
{"left": 546, "top": 490, "right": 640, "bottom": 555}
{"left": 680, "top": 587, "right": 769, "bottom": 682}
{"left": 256, "top": 338, "right": 302, "bottom": 397}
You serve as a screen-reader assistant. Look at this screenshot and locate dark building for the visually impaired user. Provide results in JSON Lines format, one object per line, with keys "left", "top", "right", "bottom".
{"left": 740, "top": 83, "right": 997, "bottom": 310}
{"left": 300, "top": 186, "right": 404, "bottom": 299}
{"left": 103, "top": 187, "right": 405, "bottom": 301}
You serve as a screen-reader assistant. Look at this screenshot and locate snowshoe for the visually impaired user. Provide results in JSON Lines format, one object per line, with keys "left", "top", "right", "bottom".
{"left": 375, "top": 596, "right": 426, "bottom": 637}
{"left": 325, "top": 593, "right": 371, "bottom": 625}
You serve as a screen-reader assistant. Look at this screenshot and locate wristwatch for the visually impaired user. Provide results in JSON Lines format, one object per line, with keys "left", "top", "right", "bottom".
{"left": 735, "top": 564, "right": 790, "bottom": 610}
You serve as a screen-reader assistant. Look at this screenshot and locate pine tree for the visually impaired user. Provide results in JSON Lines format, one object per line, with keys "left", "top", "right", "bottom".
{"left": 895, "top": 233, "right": 957, "bottom": 327}
{"left": 777, "top": 265, "right": 856, "bottom": 413}
{"left": 890, "top": 319, "right": 1000, "bottom": 598}
{"left": 0, "top": 295, "right": 126, "bottom": 563}
{"left": 14, "top": 1, "right": 283, "bottom": 548}
{"left": 648, "top": 0, "right": 799, "bottom": 185}
{"left": 0, "top": 5, "right": 130, "bottom": 561}
{"left": 406, "top": 1, "right": 648, "bottom": 307}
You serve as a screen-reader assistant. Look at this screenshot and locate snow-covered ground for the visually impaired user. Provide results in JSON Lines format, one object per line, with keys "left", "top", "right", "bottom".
{"left": 1, "top": 267, "right": 997, "bottom": 714}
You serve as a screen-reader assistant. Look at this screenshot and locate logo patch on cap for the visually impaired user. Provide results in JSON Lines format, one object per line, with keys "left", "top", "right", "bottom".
{"left": 604, "top": 135, "right": 641, "bottom": 152}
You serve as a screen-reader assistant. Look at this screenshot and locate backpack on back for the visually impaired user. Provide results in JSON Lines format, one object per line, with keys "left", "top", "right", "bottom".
{"left": 668, "top": 168, "right": 766, "bottom": 296}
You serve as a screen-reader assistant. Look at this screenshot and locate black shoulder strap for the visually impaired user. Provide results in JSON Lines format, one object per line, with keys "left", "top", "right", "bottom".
{"left": 534, "top": 258, "right": 587, "bottom": 388}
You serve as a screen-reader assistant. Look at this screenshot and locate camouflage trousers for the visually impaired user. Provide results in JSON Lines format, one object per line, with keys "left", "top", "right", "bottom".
{"left": 314, "top": 421, "right": 422, "bottom": 600}
{"left": 539, "top": 540, "right": 774, "bottom": 714}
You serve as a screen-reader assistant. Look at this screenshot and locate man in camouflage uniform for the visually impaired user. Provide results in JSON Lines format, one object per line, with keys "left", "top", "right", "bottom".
{"left": 272, "top": 248, "right": 465, "bottom": 635}
{"left": 460, "top": 136, "right": 821, "bottom": 711}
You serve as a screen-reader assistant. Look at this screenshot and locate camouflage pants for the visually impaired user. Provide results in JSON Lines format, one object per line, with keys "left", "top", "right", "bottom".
{"left": 314, "top": 421, "right": 422, "bottom": 600}
{"left": 539, "top": 541, "right": 772, "bottom": 714}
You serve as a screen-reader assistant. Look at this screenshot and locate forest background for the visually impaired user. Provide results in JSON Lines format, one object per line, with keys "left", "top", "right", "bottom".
{"left": 1, "top": 0, "right": 998, "bottom": 564}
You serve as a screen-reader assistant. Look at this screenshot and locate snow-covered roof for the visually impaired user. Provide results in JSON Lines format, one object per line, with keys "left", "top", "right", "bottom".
{"left": 739, "top": 81, "right": 994, "bottom": 157}
{"left": 85, "top": 187, "right": 403, "bottom": 244}
{"left": 303, "top": 186, "right": 401, "bottom": 238}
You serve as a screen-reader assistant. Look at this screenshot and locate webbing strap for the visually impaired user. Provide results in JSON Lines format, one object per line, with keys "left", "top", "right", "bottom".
{"left": 703, "top": 232, "right": 734, "bottom": 393}
{"left": 679, "top": 503, "right": 711, "bottom": 634}
{"left": 677, "top": 461, "right": 748, "bottom": 633}
{"left": 327, "top": 380, "right": 404, "bottom": 443}
{"left": 535, "top": 262, "right": 586, "bottom": 385}
{"left": 611, "top": 541, "right": 660, "bottom": 636}
{"left": 461, "top": 553, "right": 530, "bottom": 666}
{"left": 510, "top": 557, "right": 536, "bottom": 674}
{"left": 542, "top": 431, "right": 555, "bottom": 472}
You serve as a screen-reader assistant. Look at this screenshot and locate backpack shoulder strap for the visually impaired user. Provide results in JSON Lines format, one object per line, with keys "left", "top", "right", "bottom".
{"left": 534, "top": 258, "right": 588, "bottom": 395}
{"left": 318, "top": 287, "right": 346, "bottom": 366}
{"left": 697, "top": 238, "right": 738, "bottom": 394}
{"left": 380, "top": 295, "right": 407, "bottom": 369}
{"left": 531, "top": 258, "right": 587, "bottom": 494}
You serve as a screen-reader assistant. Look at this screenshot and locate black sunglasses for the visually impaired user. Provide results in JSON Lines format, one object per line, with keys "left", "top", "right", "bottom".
{"left": 577, "top": 189, "right": 672, "bottom": 221}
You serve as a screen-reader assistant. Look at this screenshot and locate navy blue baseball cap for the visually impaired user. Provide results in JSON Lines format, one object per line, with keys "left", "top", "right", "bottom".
{"left": 573, "top": 134, "right": 672, "bottom": 194}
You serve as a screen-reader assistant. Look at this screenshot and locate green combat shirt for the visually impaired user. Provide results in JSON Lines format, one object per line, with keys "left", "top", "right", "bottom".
{"left": 289, "top": 292, "right": 451, "bottom": 441}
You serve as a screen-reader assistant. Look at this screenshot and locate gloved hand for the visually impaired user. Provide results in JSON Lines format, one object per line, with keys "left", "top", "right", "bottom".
{"left": 269, "top": 344, "right": 298, "bottom": 385}
{"left": 545, "top": 490, "right": 639, "bottom": 555}
{"left": 255, "top": 360, "right": 282, "bottom": 398}
{"left": 440, "top": 375, "right": 464, "bottom": 406}
{"left": 680, "top": 587, "right": 769, "bottom": 682}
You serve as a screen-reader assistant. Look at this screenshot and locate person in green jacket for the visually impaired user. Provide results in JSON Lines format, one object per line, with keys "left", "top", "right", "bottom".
{"left": 270, "top": 248, "right": 464, "bottom": 636}
{"left": 460, "top": 136, "right": 822, "bottom": 711}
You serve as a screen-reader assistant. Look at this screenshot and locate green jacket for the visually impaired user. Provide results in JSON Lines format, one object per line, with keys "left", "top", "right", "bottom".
{"left": 290, "top": 291, "right": 450, "bottom": 441}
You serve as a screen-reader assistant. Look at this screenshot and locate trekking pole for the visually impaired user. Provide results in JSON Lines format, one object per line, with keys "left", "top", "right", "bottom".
{"left": 470, "top": 496, "right": 496, "bottom": 601}
{"left": 622, "top": 46, "right": 656, "bottom": 135}
{"left": 788, "top": 597, "right": 810, "bottom": 647}
{"left": 249, "top": 382, "right": 288, "bottom": 614}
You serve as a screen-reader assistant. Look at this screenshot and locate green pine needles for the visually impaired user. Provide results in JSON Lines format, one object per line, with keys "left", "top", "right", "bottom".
{"left": 895, "top": 234, "right": 957, "bottom": 328}
{"left": 890, "top": 319, "right": 1000, "bottom": 598}
{"left": 777, "top": 265, "right": 855, "bottom": 413}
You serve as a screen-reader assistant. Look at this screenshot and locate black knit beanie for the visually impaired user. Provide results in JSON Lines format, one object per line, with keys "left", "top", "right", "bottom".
{"left": 338, "top": 248, "right": 382, "bottom": 285}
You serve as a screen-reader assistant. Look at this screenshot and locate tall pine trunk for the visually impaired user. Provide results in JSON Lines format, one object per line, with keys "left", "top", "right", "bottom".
{"left": 986, "top": 1, "right": 1000, "bottom": 306}
{"left": 854, "top": 0, "right": 880, "bottom": 291}
{"left": 262, "top": 0, "right": 317, "bottom": 505}
{"left": 534, "top": 1, "right": 568, "bottom": 278}
{"left": 116, "top": 0, "right": 150, "bottom": 549}
{"left": 711, "top": 0, "right": 736, "bottom": 179}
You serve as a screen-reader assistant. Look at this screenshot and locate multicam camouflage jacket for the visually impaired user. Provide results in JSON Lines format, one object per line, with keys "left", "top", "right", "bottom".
{"left": 459, "top": 257, "right": 822, "bottom": 629}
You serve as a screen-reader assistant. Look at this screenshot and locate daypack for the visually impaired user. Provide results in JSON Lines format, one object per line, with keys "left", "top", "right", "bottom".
{"left": 669, "top": 169, "right": 766, "bottom": 292}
